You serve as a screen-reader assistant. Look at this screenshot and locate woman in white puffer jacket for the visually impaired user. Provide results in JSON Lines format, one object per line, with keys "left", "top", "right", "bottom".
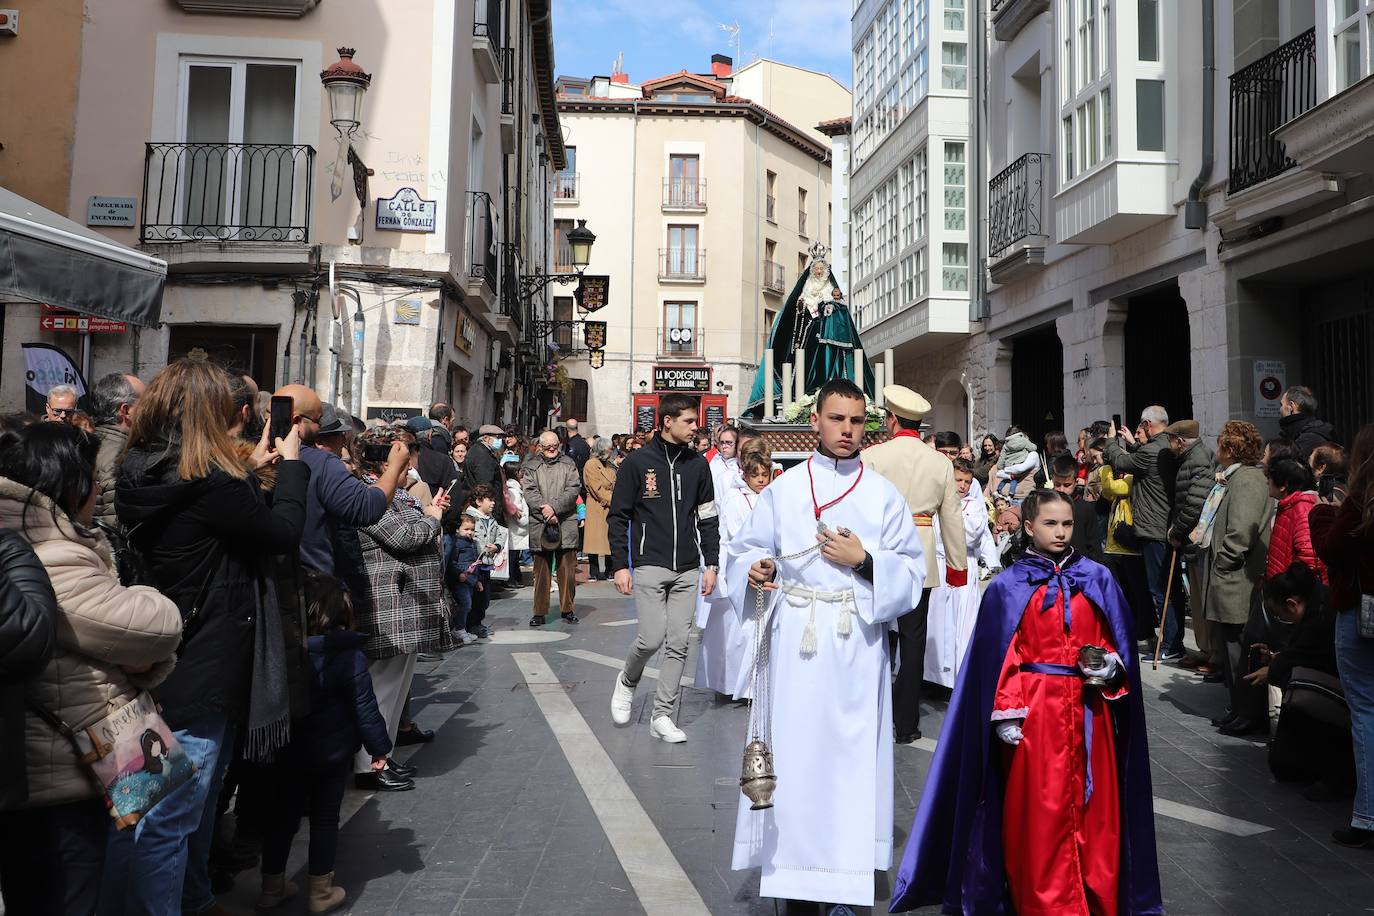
{"left": 0, "top": 421, "right": 182, "bottom": 916}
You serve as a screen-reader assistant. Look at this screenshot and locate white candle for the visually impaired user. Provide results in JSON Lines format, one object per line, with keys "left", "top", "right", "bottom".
{"left": 782, "top": 363, "right": 793, "bottom": 414}
{"left": 884, "top": 348, "right": 895, "bottom": 384}
{"left": 764, "top": 349, "right": 775, "bottom": 418}
{"left": 854, "top": 348, "right": 865, "bottom": 388}
{"left": 795, "top": 348, "right": 806, "bottom": 401}
{"left": 875, "top": 363, "right": 886, "bottom": 407}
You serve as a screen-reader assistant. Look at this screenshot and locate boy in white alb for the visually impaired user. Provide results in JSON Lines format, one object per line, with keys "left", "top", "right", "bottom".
{"left": 724, "top": 379, "right": 925, "bottom": 910}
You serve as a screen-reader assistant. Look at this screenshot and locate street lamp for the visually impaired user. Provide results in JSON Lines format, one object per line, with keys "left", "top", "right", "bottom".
{"left": 320, "top": 47, "right": 372, "bottom": 138}
{"left": 566, "top": 219, "right": 596, "bottom": 271}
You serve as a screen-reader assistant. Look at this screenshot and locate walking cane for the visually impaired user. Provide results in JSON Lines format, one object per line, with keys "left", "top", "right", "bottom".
{"left": 1152, "top": 547, "right": 1180, "bottom": 671}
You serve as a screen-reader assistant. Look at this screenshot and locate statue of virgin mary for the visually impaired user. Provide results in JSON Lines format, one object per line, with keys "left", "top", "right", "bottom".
{"left": 745, "top": 243, "right": 874, "bottom": 416}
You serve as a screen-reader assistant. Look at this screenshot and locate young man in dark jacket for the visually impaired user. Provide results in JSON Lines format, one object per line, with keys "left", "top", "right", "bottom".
{"left": 1279, "top": 385, "right": 1336, "bottom": 462}
{"left": 607, "top": 394, "right": 720, "bottom": 743}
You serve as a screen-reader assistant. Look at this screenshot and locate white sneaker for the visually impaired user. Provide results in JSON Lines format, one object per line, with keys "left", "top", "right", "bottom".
{"left": 610, "top": 674, "right": 635, "bottom": 725}
{"left": 460, "top": 630, "right": 478, "bottom": 645}
{"left": 649, "top": 716, "right": 687, "bottom": 743}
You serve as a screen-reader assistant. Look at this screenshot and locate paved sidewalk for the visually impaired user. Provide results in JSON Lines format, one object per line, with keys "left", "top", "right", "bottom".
{"left": 217, "top": 582, "right": 1374, "bottom": 915}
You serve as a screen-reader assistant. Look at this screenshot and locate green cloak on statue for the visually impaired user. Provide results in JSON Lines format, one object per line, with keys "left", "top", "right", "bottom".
{"left": 745, "top": 244, "right": 874, "bottom": 416}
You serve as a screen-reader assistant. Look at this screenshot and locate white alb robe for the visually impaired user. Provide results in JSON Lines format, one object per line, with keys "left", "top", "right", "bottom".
{"left": 924, "top": 478, "right": 1002, "bottom": 687}
{"left": 723, "top": 452, "right": 925, "bottom": 907}
{"left": 694, "top": 481, "right": 762, "bottom": 697}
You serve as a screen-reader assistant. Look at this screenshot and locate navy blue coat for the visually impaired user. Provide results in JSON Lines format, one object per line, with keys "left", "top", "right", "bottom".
{"left": 280, "top": 630, "right": 392, "bottom": 769}
{"left": 447, "top": 534, "right": 480, "bottom": 581}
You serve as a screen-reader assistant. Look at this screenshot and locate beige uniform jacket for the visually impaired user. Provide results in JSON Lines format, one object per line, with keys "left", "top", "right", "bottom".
{"left": 862, "top": 434, "right": 968, "bottom": 588}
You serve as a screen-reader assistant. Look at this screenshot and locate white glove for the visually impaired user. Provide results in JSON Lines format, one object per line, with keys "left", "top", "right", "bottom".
{"left": 1079, "top": 651, "right": 1123, "bottom": 681}
{"left": 994, "top": 719, "right": 1024, "bottom": 746}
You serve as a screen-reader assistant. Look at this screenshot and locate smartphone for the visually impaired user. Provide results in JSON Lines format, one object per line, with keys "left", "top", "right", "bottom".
{"left": 362, "top": 442, "right": 393, "bottom": 462}
{"left": 1318, "top": 474, "right": 1335, "bottom": 501}
{"left": 269, "top": 395, "right": 294, "bottom": 443}
{"left": 1111, "top": 413, "right": 1122, "bottom": 431}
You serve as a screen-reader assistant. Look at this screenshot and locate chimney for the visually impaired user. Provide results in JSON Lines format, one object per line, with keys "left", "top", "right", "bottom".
{"left": 610, "top": 71, "right": 629, "bottom": 84}
{"left": 711, "top": 53, "right": 732, "bottom": 78}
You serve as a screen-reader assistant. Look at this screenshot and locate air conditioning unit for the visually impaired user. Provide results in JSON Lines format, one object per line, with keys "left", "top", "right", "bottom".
{"left": 0, "top": 10, "right": 18, "bottom": 36}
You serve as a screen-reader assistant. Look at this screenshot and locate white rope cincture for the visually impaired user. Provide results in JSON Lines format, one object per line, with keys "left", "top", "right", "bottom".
{"left": 782, "top": 584, "right": 858, "bottom": 659}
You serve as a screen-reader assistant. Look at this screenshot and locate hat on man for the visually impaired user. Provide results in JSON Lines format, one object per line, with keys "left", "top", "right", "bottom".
{"left": 478, "top": 423, "right": 505, "bottom": 437}
{"left": 316, "top": 402, "right": 347, "bottom": 436}
{"left": 883, "top": 385, "right": 932, "bottom": 422}
{"left": 405, "top": 415, "right": 434, "bottom": 433}
{"left": 1162, "top": 419, "right": 1200, "bottom": 439}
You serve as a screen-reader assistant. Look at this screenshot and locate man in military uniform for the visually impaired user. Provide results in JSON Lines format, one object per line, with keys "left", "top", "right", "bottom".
{"left": 862, "top": 385, "right": 968, "bottom": 742}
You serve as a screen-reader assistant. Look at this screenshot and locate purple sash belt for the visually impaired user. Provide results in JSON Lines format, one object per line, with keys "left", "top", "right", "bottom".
{"left": 1017, "top": 662, "right": 1095, "bottom": 803}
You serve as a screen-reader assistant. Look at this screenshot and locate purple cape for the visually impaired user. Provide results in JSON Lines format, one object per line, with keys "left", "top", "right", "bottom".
{"left": 890, "top": 551, "right": 1162, "bottom": 915}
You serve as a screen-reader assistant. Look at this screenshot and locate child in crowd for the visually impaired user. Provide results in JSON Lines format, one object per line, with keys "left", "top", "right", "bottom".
{"left": 446, "top": 514, "right": 481, "bottom": 645}
{"left": 259, "top": 571, "right": 391, "bottom": 915}
{"left": 463, "top": 485, "right": 503, "bottom": 638}
{"left": 994, "top": 429, "right": 1038, "bottom": 499}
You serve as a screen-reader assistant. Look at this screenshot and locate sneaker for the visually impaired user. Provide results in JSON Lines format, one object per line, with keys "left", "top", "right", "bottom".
{"left": 473, "top": 625, "right": 492, "bottom": 638}
{"left": 649, "top": 715, "right": 687, "bottom": 743}
{"left": 460, "top": 630, "right": 479, "bottom": 646}
{"left": 610, "top": 673, "right": 635, "bottom": 726}
{"left": 1331, "top": 826, "right": 1374, "bottom": 848}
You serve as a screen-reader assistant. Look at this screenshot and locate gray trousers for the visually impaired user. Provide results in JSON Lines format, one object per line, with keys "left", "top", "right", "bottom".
{"left": 622, "top": 566, "right": 700, "bottom": 719}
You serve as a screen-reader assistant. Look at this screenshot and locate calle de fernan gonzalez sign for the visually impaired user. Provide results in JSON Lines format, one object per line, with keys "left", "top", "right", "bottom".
{"left": 376, "top": 187, "right": 437, "bottom": 233}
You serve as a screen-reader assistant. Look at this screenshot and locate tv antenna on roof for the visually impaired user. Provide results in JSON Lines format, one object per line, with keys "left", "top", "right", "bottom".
{"left": 720, "top": 21, "right": 741, "bottom": 62}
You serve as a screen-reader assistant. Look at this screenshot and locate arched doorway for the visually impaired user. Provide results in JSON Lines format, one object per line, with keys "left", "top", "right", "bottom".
{"left": 1124, "top": 283, "right": 1193, "bottom": 426}
{"left": 930, "top": 378, "right": 970, "bottom": 441}
{"left": 1010, "top": 323, "right": 1064, "bottom": 446}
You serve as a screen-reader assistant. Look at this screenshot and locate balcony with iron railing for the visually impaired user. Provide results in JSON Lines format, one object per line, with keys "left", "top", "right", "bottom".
{"left": 472, "top": 0, "right": 502, "bottom": 83}
{"left": 658, "top": 248, "right": 706, "bottom": 282}
{"left": 554, "top": 173, "right": 579, "bottom": 202}
{"left": 141, "top": 142, "right": 314, "bottom": 243}
{"left": 762, "top": 260, "right": 785, "bottom": 293}
{"left": 662, "top": 178, "right": 706, "bottom": 210}
{"left": 465, "top": 190, "right": 499, "bottom": 303}
{"left": 1228, "top": 28, "right": 1317, "bottom": 194}
{"left": 658, "top": 326, "right": 703, "bottom": 358}
{"left": 989, "top": 152, "right": 1049, "bottom": 255}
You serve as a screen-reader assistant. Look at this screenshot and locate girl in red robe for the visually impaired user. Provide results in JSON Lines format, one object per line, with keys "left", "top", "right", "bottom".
{"left": 992, "top": 489, "right": 1129, "bottom": 916}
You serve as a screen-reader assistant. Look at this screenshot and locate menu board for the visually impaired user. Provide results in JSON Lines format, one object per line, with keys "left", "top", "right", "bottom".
{"left": 634, "top": 400, "right": 657, "bottom": 433}
{"left": 703, "top": 401, "right": 725, "bottom": 430}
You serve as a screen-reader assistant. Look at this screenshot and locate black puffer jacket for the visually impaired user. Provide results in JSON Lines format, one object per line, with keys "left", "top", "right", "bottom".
{"left": 0, "top": 529, "right": 57, "bottom": 809}
{"left": 116, "top": 444, "right": 310, "bottom": 728}
{"left": 1167, "top": 439, "right": 1217, "bottom": 547}
{"left": 1278, "top": 412, "right": 1336, "bottom": 462}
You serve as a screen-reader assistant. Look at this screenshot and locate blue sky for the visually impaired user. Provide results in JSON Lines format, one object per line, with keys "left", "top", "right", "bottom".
{"left": 550, "top": 0, "right": 852, "bottom": 88}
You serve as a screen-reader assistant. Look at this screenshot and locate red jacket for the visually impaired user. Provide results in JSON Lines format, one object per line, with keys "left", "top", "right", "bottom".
{"left": 1310, "top": 497, "right": 1374, "bottom": 610}
{"left": 1267, "top": 491, "right": 1327, "bottom": 583}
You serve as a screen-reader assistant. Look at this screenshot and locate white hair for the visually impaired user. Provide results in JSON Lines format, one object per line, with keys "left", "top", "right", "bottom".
{"left": 1140, "top": 405, "right": 1169, "bottom": 426}
{"left": 47, "top": 384, "right": 79, "bottom": 402}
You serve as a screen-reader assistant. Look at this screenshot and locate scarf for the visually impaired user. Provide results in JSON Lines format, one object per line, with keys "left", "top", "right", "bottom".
{"left": 244, "top": 557, "right": 291, "bottom": 760}
{"left": 1190, "top": 462, "right": 1243, "bottom": 550}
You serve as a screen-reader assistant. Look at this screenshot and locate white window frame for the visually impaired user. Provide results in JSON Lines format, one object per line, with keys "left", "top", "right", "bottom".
{"left": 1331, "top": 0, "right": 1374, "bottom": 92}
{"left": 942, "top": 141, "right": 966, "bottom": 232}
{"left": 1059, "top": 0, "right": 1113, "bottom": 185}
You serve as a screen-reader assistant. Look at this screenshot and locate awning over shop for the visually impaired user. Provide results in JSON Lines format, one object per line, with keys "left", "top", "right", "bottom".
{"left": 0, "top": 186, "right": 166, "bottom": 327}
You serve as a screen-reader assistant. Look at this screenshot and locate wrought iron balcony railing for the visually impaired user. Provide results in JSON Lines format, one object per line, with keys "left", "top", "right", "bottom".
{"left": 141, "top": 142, "right": 314, "bottom": 243}
{"left": 501, "top": 46, "right": 514, "bottom": 114}
{"left": 662, "top": 178, "right": 707, "bottom": 209}
{"left": 988, "top": 152, "right": 1048, "bottom": 255}
{"left": 762, "top": 260, "right": 785, "bottom": 293}
{"left": 1228, "top": 28, "right": 1317, "bottom": 194}
{"left": 658, "top": 248, "right": 706, "bottom": 281}
{"left": 466, "top": 190, "right": 498, "bottom": 295}
{"left": 659, "top": 326, "right": 703, "bottom": 358}
{"left": 473, "top": 0, "right": 500, "bottom": 45}
{"left": 554, "top": 173, "right": 579, "bottom": 200}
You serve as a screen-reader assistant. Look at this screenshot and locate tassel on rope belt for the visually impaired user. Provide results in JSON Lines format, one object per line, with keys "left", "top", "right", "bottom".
{"left": 1018, "top": 662, "right": 1096, "bottom": 803}
{"left": 780, "top": 583, "right": 856, "bottom": 657}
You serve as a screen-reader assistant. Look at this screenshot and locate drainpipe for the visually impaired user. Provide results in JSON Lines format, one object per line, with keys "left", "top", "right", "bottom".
{"left": 337, "top": 285, "right": 365, "bottom": 417}
{"left": 1185, "top": 0, "right": 1216, "bottom": 229}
